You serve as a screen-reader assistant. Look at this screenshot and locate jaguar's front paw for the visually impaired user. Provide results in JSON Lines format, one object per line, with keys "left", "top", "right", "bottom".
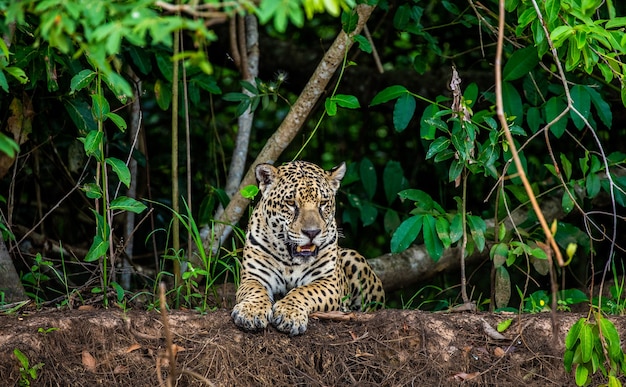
{"left": 271, "top": 301, "right": 308, "bottom": 336}
{"left": 231, "top": 301, "right": 272, "bottom": 331}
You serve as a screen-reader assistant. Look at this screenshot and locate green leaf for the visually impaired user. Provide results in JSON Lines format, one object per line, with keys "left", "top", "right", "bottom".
{"left": 570, "top": 85, "right": 591, "bottom": 130}
{"left": 360, "top": 203, "right": 378, "bottom": 226}
{"left": 325, "top": 98, "right": 337, "bottom": 116}
{"left": 85, "top": 235, "right": 108, "bottom": 262}
{"left": 605, "top": 17, "right": 626, "bottom": 29}
{"left": 497, "top": 318, "right": 513, "bottom": 332}
{"left": 448, "top": 159, "right": 463, "bottom": 183}
{"left": 370, "top": 85, "right": 408, "bottom": 106}
{"left": 425, "top": 137, "right": 450, "bottom": 160}
{"left": 91, "top": 94, "right": 110, "bottom": 122}
{"left": 383, "top": 161, "right": 405, "bottom": 204}
{"left": 332, "top": 94, "right": 360, "bottom": 109}
{"left": 449, "top": 213, "right": 463, "bottom": 244}
{"left": 562, "top": 190, "right": 575, "bottom": 214}
{"left": 383, "top": 209, "right": 401, "bottom": 234}
{"left": 65, "top": 98, "right": 98, "bottom": 133}
{"left": 105, "top": 112, "right": 127, "bottom": 132}
{"left": 341, "top": 8, "right": 358, "bottom": 33}
{"left": 564, "top": 349, "right": 575, "bottom": 373}
{"left": 70, "top": 69, "right": 96, "bottom": 94}
{"left": 490, "top": 242, "right": 509, "bottom": 268}
{"left": 550, "top": 25, "right": 575, "bottom": 48}
{"left": 545, "top": 96, "right": 568, "bottom": 138}
{"left": 82, "top": 183, "right": 102, "bottom": 199}
{"left": 608, "top": 376, "right": 621, "bottom": 387}
{"left": 585, "top": 86, "right": 612, "bottom": 128}
{"left": 393, "top": 93, "right": 416, "bottom": 131}
{"left": 598, "top": 316, "right": 623, "bottom": 361}
{"left": 106, "top": 157, "right": 131, "bottom": 188}
{"left": 502, "top": 82, "right": 523, "bottom": 125}
{"left": 82, "top": 130, "right": 103, "bottom": 159}
{"left": 240, "top": 184, "right": 259, "bottom": 199}
{"left": 560, "top": 153, "right": 573, "bottom": 180}
{"left": 128, "top": 46, "right": 152, "bottom": 75}
{"left": 467, "top": 215, "right": 486, "bottom": 252}
{"left": 545, "top": 0, "right": 561, "bottom": 23}
{"left": 579, "top": 323, "right": 593, "bottom": 363}
{"left": 110, "top": 281, "right": 125, "bottom": 302}
{"left": 0, "top": 70, "right": 8, "bottom": 93}
{"left": 575, "top": 363, "right": 590, "bottom": 386}
{"left": 110, "top": 196, "right": 147, "bottom": 214}
{"left": 360, "top": 158, "right": 377, "bottom": 200}
{"left": 13, "top": 348, "right": 29, "bottom": 368}
{"left": 353, "top": 34, "right": 372, "bottom": 53}
{"left": 154, "top": 79, "right": 172, "bottom": 110}
{"left": 435, "top": 216, "right": 451, "bottom": 249}
{"left": 503, "top": 46, "right": 539, "bottom": 81}
{"left": 390, "top": 215, "right": 423, "bottom": 253}
{"left": 423, "top": 215, "right": 444, "bottom": 261}
{"left": 398, "top": 189, "right": 433, "bottom": 208}
{"left": 586, "top": 172, "right": 601, "bottom": 198}
{"left": 566, "top": 318, "right": 585, "bottom": 350}
{"left": 0, "top": 133, "right": 19, "bottom": 158}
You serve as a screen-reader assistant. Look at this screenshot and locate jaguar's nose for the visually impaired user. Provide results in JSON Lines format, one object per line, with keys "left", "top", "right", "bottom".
{"left": 302, "top": 228, "right": 321, "bottom": 241}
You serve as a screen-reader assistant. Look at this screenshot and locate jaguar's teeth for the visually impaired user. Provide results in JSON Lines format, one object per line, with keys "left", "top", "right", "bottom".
{"left": 296, "top": 245, "right": 316, "bottom": 253}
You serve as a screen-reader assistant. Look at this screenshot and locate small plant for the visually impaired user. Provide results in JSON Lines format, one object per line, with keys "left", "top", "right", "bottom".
{"left": 564, "top": 313, "right": 626, "bottom": 386}
{"left": 153, "top": 198, "right": 241, "bottom": 312}
{"left": 37, "top": 327, "right": 59, "bottom": 335}
{"left": 21, "top": 253, "right": 53, "bottom": 305}
{"left": 13, "top": 348, "right": 44, "bottom": 387}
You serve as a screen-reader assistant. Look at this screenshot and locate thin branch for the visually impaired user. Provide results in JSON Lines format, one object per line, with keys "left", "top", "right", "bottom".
{"left": 494, "top": 0, "right": 560, "bottom": 339}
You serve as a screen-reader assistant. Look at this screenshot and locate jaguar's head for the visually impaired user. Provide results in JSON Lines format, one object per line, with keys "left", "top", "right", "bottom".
{"left": 254, "top": 161, "right": 346, "bottom": 265}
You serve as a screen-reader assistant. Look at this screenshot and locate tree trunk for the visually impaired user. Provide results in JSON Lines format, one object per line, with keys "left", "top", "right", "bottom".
{"left": 0, "top": 238, "right": 27, "bottom": 302}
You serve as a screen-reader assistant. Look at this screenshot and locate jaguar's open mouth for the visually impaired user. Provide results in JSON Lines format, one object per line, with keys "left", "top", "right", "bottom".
{"left": 290, "top": 243, "right": 318, "bottom": 258}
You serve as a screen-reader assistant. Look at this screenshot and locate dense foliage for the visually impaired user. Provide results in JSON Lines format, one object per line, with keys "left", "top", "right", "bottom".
{"left": 2, "top": 0, "right": 626, "bottom": 371}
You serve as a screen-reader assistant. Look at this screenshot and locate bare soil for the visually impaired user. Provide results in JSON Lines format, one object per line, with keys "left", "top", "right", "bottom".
{"left": 1, "top": 307, "right": 624, "bottom": 386}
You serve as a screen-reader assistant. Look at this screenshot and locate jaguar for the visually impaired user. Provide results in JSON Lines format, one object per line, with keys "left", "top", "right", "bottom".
{"left": 231, "top": 160, "right": 385, "bottom": 336}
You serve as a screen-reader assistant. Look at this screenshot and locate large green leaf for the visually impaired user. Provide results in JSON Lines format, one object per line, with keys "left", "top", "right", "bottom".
{"left": 360, "top": 158, "right": 377, "bottom": 200}
{"left": 331, "top": 94, "right": 360, "bottom": 109}
{"left": 110, "top": 196, "right": 147, "bottom": 214}
{"left": 423, "top": 215, "right": 444, "bottom": 261}
{"left": 545, "top": 96, "right": 568, "bottom": 138}
{"left": 565, "top": 318, "right": 585, "bottom": 350}
{"left": 502, "top": 81, "right": 523, "bottom": 125}
{"left": 65, "top": 98, "right": 98, "bottom": 133}
{"left": 106, "top": 157, "right": 131, "bottom": 188}
{"left": 85, "top": 235, "right": 108, "bottom": 262}
{"left": 390, "top": 215, "right": 423, "bottom": 253}
{"left": 359, "top": 203, "right": 378, "bottom": 227}
{"left": 70, "top": 69, "right": 96, "bottom": 94}
{"left": 370, "top": 85, "right": 408, "bottom": 106}
{"left": 585, "top": 86, "right": 612, "bottom": 128}
{"left": 503, "top": 46, "right": 539, "bottom": 81}
{"left": 383, "top": 161, "right": 405, "bottom": 204}
{"left": 393, "top": 93, "right": 416, "bottom": 132}
{"left": 570, "top": 85, "right": 591, "bottom": 130}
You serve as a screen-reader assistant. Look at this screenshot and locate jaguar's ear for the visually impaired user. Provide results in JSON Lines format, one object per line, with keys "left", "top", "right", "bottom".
{"left": 255, "top": 163, "right": 278, "bottom": 194}
{"left": 327, "top": 162, "right": 346, "bottom": 192}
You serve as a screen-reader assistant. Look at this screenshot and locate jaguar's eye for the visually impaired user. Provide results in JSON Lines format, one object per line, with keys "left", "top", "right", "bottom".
{"left": 320, "top": 200, "right": 329, "bottom": 208}
{"left": 286, "top": 199, "right": 296, "bottom": 207}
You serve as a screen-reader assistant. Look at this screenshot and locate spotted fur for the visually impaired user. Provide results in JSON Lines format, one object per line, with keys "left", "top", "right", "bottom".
{"left": 231, "top": 161, "right": 385, "bottom": 335}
